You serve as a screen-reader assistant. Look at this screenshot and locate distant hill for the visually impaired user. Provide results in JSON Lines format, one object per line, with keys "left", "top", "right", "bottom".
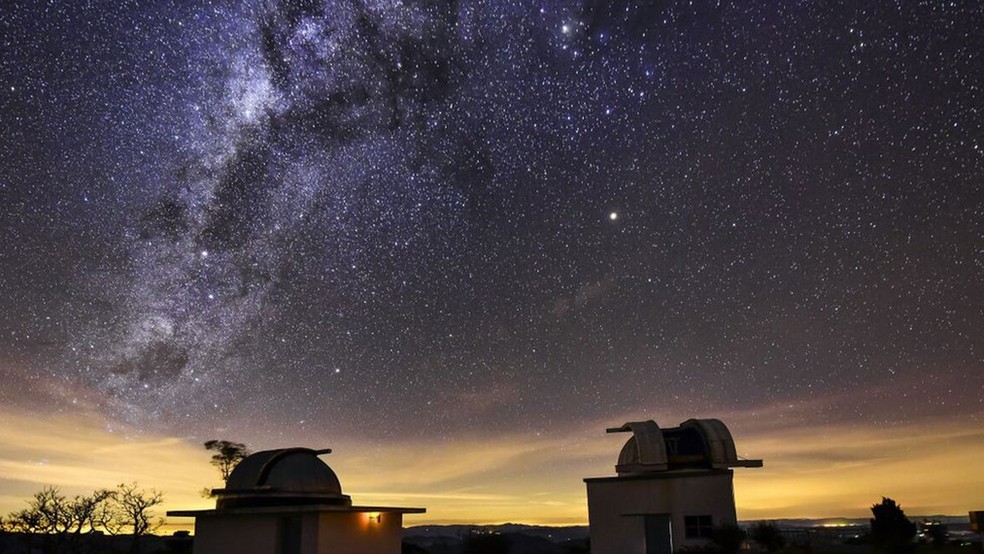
{"left": 403, "top": 526, "right": 589, "bottom": 554}
{"left": 743, "top": 515, "right": 972, "bottom": 530}
{"left": 405, "top": 515, "right": 974, "bottom": 543}
{"left": 405, "top": 523, "right": 590, "bottom": 542}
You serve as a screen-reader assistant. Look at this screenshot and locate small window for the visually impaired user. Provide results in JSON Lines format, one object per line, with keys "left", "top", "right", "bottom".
{"left": 684, "top": 515, "right": 713, "bottom": 539}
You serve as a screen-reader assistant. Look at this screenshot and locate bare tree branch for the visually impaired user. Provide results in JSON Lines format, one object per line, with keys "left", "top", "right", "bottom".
{"left": 112, "top": 482, "right": 164, "bottom": 537}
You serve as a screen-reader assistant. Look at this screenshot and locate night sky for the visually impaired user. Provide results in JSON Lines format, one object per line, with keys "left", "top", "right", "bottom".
{"left": 1, "top": 0, "right": 982, "bottom": 524}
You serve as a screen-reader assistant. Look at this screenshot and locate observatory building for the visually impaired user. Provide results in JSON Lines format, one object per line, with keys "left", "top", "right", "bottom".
{"left": 169, "top": 447, "right": 424, "bottom": 554}
{"left": 584, "top": 419, "right": 761, "bottom": 554}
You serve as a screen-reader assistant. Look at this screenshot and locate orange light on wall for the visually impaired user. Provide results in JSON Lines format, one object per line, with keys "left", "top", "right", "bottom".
{"left": 366, "top": 512, "right": 381, "bottom": 525}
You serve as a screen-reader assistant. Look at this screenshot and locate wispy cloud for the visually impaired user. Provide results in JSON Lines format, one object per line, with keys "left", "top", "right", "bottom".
{"left": 1, "top": 400, "right": 981, "bottom": 528}
{"left": 0, "top": 408, "right": 216, "bottom": 523}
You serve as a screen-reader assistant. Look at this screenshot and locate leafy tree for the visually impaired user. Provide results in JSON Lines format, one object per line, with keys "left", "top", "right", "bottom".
{"left": 749, "top": 522, "right": 787, "bottom": 552}
{"left": 870, "top": 497, "right": 916, "bottom": 553}
{"left": 204, "top": 440, "right": 250, "bottom": 482}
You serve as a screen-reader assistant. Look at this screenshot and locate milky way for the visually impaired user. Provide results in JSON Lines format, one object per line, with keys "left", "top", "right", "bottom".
{"left": 1, "top": 0, "right": 982, "bottom": 441}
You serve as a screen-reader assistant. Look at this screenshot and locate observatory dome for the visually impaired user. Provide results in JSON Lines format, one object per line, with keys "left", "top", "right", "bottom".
{"left": 607, "top": 418, "right": 762, "bottom": 474}
{"left": 214, "top": 448, "right": 352, "bottom": 509}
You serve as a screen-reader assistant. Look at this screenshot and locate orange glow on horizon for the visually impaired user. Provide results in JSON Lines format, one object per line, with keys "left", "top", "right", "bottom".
{"left": 1, "top": 404, "right": 982, "bottom": 531}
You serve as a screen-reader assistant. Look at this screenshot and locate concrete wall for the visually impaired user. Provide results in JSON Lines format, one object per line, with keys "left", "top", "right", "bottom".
{"left": 192, "top": 513, "right": 312, "bottom": 554}
{"left": 190, "top": 511, "right": 404, "bottom": 554}
{"left": 586, "top": 471, "right": 736, "bottom": 554}
{"left": 315, "top": 512, "right": 403, "bottom": 554}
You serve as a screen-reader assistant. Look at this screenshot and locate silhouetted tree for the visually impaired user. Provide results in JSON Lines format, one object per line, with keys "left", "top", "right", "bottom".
{"left": 204, "top": 440, "right": 250, "bottom": 481}
{"left": 6, "top": 487, "right": 66, "bottom": 534}
{"left": 750, "top": 522, "right": 787, "bottom": 552}
{"left": 62, "top": 489, "right": 115, "bottom": 554}
{"left": 106, "top": 482, "right": 163, "bottom": 554}
{"left": 67, "top": 489, "right": 115, "bottom": 533}
{"left": 461, "top": 532, "right": 510, "bottom": 554}
{"left": 870, "top": 497, "right": 916, "bottom": 554}
{"left": 676, "top": 524, "right": 748, "bottom": 554}
{"left": 4, "top": 487, "right": 115, "bottom": 553}
{"left": 710, "top": 524, "right": 747, "bottom": 554}
{"left": 6, "top": 505, "right": 44, "bottom": 533}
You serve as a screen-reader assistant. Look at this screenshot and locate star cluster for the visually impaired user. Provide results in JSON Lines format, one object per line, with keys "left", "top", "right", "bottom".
{"left": 1, "top": 0, "right": 982, "bottom": 448}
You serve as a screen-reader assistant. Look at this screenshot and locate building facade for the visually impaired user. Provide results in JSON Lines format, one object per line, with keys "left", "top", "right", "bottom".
{"left": 584, "top": 419, "right": 761, "bottom": 554}
{"left": 170, "top": 447, "right": 424, "bottom": 554}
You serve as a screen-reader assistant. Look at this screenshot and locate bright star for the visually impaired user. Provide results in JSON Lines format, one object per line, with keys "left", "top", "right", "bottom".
{"left": 609, "top": 212, "right": 618, "bottom": 221}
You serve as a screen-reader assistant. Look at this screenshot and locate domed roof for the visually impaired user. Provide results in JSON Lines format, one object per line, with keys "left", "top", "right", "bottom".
{"left": 613, "top": 421, "right": 669, "bottom": 471}
{"left": 607, "top": 419, "right": 762, "bottom": 474}
{"left": 214, "top": 448, "right": 352, "bottom": 509}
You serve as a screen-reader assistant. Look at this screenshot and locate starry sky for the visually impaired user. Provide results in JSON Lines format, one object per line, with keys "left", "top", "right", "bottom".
{"left": 1, "top": 0, "right": 983, "bottom": 525}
